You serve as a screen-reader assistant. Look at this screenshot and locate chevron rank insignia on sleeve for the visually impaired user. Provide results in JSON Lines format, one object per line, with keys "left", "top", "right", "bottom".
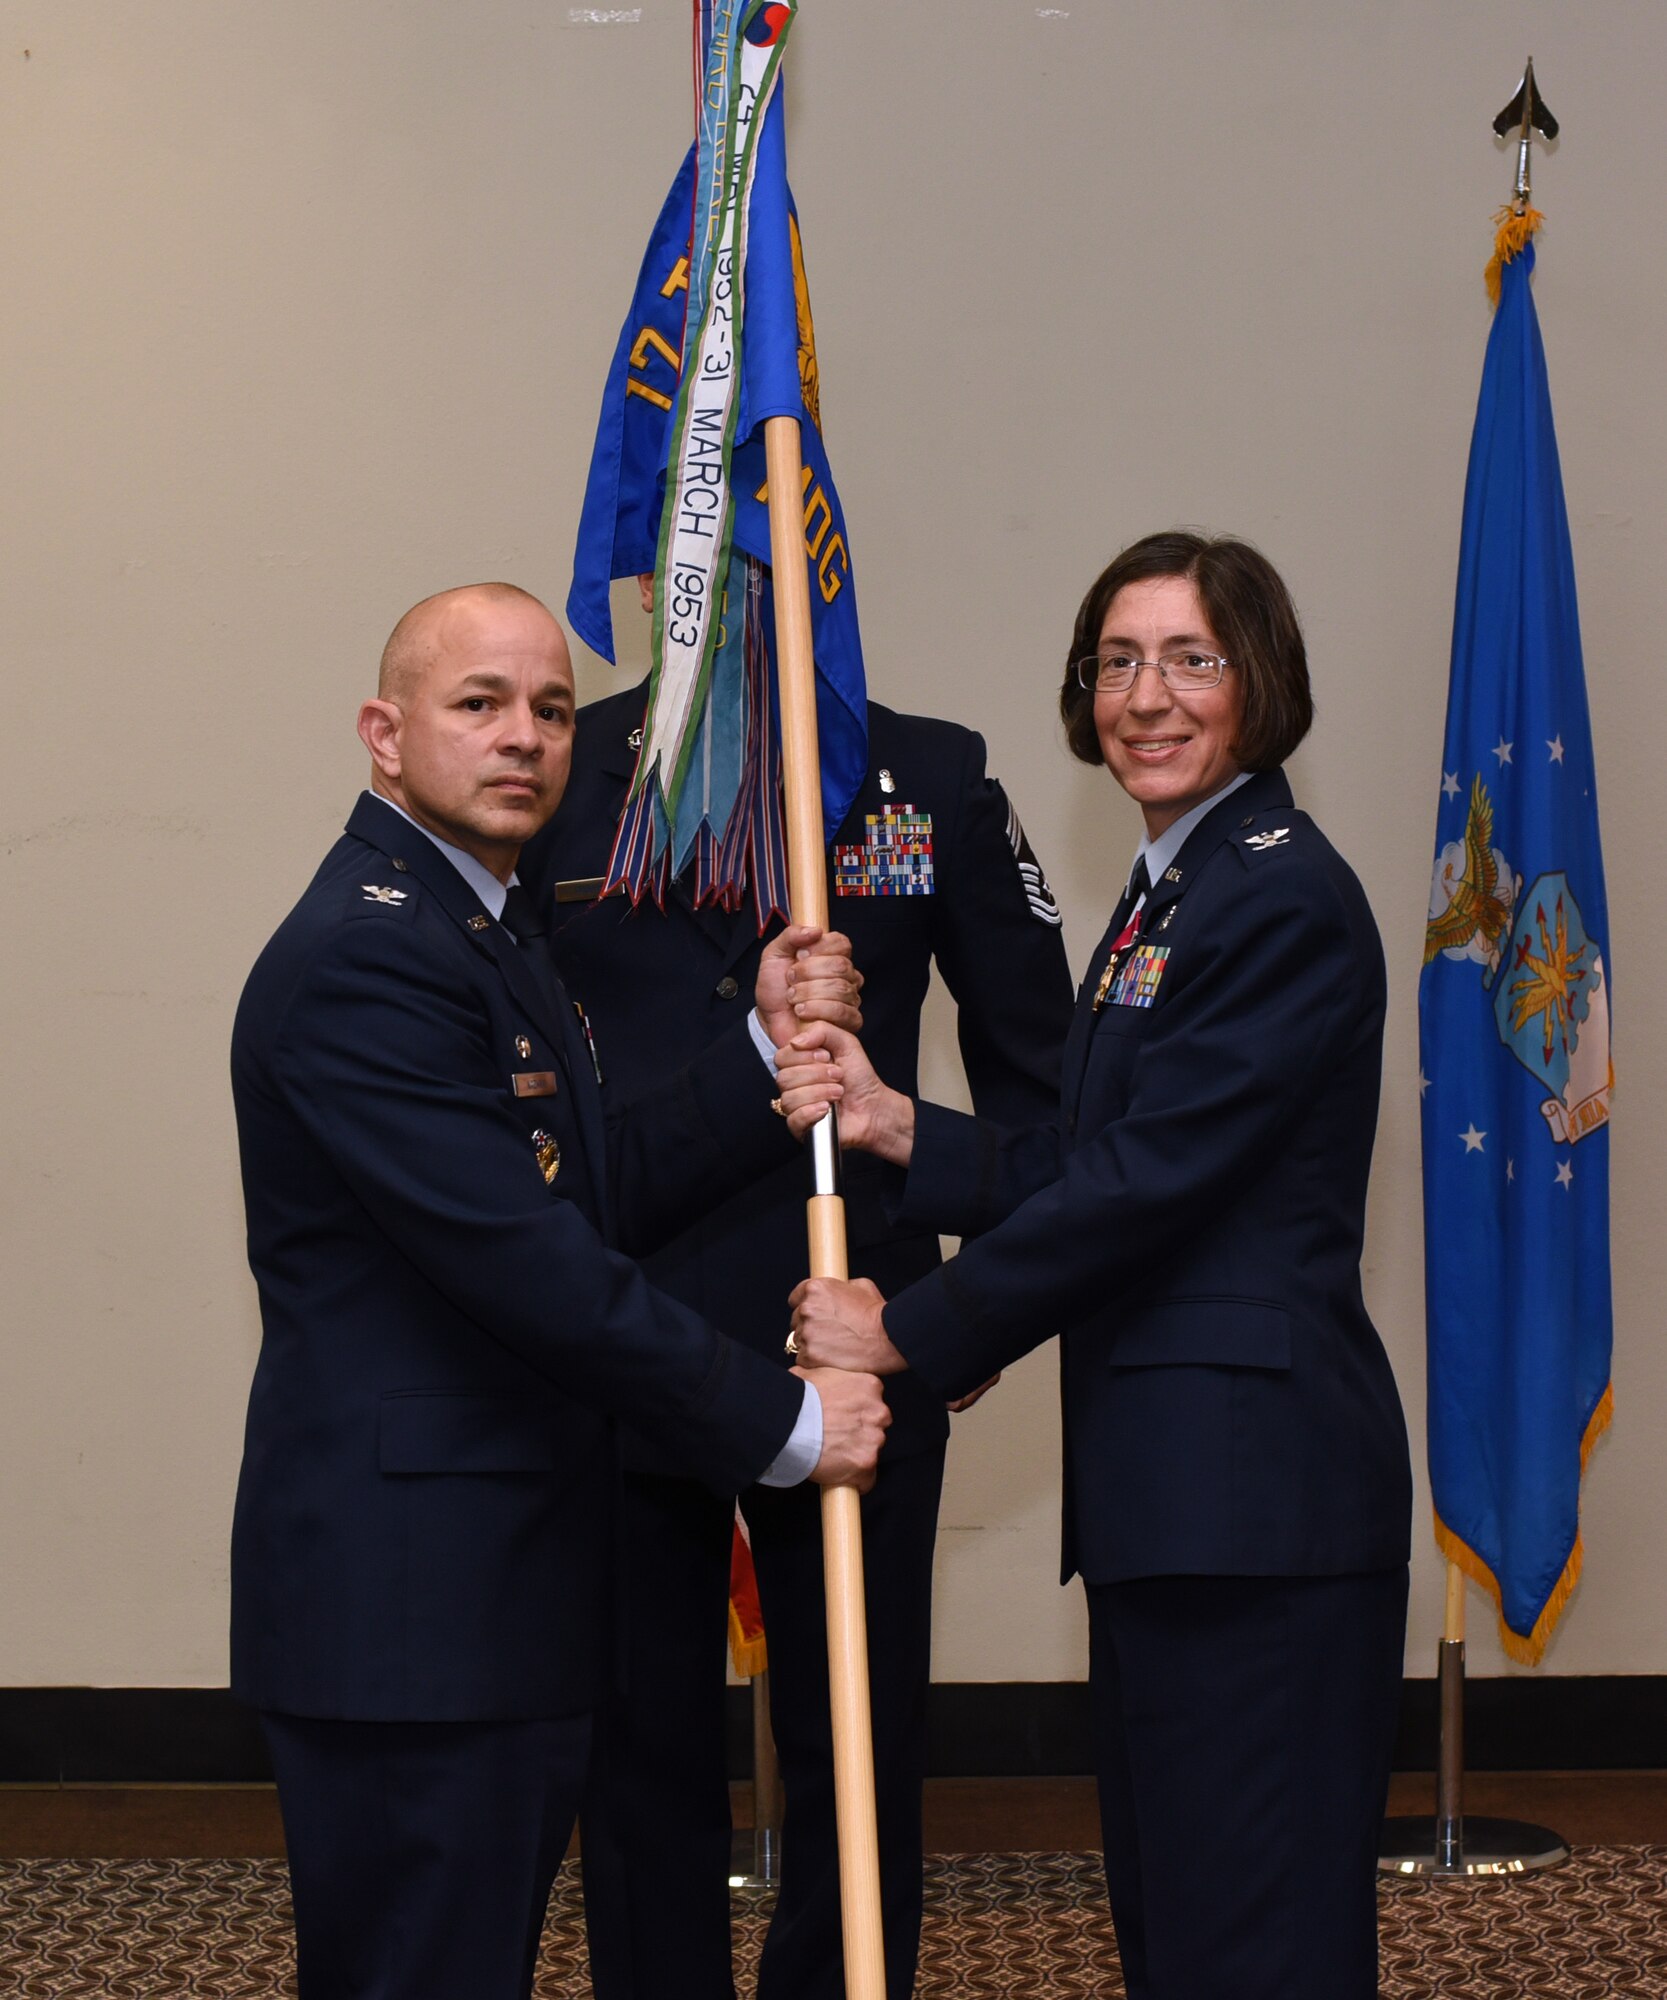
{"left": 1003, "top": 797, "right": 1062, "bottom": 926}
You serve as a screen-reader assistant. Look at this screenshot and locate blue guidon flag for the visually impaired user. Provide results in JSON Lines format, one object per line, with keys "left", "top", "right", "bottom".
{"left": 567, "top": 0, "right": 867, "bottom": 924}
{"left": 1419, "top": 206, "right": 1614, "bottom": 1664}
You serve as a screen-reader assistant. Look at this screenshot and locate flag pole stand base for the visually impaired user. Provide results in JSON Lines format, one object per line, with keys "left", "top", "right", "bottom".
{"left": 728, "top": 1669, "right": 783, "bottom": 1893}
{"left": 728, "top": 1826, "right": 782, "bottom": 1893}
{"left": 1378, "top": 1623, "right": 1568, "bottom": 1876}
{"left": 1378, "top": 1814, "right": 1568, "bottom": 1877}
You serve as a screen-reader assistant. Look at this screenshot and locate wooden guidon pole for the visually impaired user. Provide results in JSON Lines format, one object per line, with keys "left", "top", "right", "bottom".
{"left": 763, "top": 410, "right": 887, "bottom": 2000}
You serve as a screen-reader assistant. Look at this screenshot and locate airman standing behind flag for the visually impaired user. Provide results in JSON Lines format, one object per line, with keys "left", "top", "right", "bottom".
{"left": 541, "top": 8, "right": 1075, "bottom": 1988}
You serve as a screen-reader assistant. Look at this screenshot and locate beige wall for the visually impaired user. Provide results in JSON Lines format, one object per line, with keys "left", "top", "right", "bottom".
{"left": 4, "top": 1, "right": 1663, "bottom": 1690}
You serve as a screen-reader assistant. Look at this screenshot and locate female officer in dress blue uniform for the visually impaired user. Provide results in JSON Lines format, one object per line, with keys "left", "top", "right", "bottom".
{"left": 783, "top": 532, "right": 1413, "bottom": 2000}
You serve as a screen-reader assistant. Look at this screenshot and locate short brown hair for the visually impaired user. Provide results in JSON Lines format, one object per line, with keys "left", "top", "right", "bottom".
{"left": 1058, "top": 530, "right": 1313, "bottom": 770}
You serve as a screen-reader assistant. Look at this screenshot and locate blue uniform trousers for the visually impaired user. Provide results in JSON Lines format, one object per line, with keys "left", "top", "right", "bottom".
{"left": 1086, "top": 1567, "right": 1407, "bottom": 2000}
{"left": 580, "top": 1447, "right": 944, "bottom": 2000}
{"left": 262, "top": 1711, "right": 592, "bottom": 2000}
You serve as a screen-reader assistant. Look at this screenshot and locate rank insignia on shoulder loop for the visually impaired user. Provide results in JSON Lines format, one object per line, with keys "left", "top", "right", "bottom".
{"left": 835, "top": 805, "right": 934, "bottom": 897}
{"left": 530, "top": 1129, "right": 561, "bottom": 1185}
{"left": 1245, "top": 827, "right": 1291, "bottom": 851}
{"left": 361, "top": 884, "right": 408, "bottom": 904}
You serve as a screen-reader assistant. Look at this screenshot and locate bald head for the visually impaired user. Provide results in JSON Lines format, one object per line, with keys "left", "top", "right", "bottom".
{"left": 358, "top": 582, "right": 577, "bottom": 882}
{"left": 378, "top": 582, "right": 554, "bottom": 707}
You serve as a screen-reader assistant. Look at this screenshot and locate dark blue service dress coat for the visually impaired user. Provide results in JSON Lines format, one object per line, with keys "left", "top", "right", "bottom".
{"left": 520, "top": 688, "right": 1076, "bottom": 1451}
{"left": 885, "top": 766, "right": 1412, "bottom": 1580}
{"left": 229, "top": 794, "right": 804, "bottom": 1726}
{"left": 515, "top": 688, "right": 1075, "bottom": 2000}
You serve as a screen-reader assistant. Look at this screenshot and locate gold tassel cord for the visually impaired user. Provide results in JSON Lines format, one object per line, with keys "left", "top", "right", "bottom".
{"left": 1433, "top": 1381, "right": 1613, "bottom": 1666}
{"left": 1485, "top": 203, "right": 1545, "bottom": 310}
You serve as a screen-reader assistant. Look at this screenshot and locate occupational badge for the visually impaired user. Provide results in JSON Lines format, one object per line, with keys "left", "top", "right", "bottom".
{"left": 530, "top": 1129, "right": 561, "bottom": 1185}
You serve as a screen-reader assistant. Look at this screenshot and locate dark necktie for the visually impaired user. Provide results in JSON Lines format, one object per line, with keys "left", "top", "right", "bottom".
{"left": 1112, "top": 855, "right": 1152, "bottom": 945}
{"left": 501, "top": 882, "right": 548, "bottom": 945}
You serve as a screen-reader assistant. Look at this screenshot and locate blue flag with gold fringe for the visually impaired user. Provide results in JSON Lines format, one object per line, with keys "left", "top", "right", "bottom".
{"left": 1420, "top": 209, "right": 1613, "bottom": 1664}
{"left": 568, "top": 0, "right": 866, "bottom": 921}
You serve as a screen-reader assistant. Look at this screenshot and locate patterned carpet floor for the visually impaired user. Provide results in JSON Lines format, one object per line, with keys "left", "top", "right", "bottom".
{"left": 4, "top": 1847, "right": 1667, "bottom": 1995}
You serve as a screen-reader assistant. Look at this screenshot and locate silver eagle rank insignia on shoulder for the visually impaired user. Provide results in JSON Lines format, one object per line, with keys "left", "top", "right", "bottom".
{"left": 361, "top": 884, "right": 409, "bottom": 904}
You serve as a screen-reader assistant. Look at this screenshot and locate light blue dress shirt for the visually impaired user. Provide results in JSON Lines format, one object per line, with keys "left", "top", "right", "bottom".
{"left": 1127, "top": 770, "right": 1256, "bottom": 911}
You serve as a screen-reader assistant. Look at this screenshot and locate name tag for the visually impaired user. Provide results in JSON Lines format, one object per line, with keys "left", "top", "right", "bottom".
{"left": 554, "top": 877, "right": 606, "bottom": 905}
{"left": 512, "top": 1071, "right": 559, "bottom": 1098}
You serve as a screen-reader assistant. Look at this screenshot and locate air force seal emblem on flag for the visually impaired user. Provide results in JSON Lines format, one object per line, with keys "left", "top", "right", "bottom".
{"left": 1493, "top": 872, "right": 1611, "bottom": 1147}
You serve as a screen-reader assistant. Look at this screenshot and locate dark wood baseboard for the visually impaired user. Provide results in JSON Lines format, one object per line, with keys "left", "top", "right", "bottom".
{"left": 5, "top": 1772, "right": 1667, "bottom": 1859}
{"left": 4, "top": 1679, "right": 1667, "bottom": 1784}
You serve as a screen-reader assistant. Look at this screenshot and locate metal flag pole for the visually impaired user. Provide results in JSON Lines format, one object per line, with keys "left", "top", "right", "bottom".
{"left": 1379, "top": 1561, "right": 1567, "bottom": 1877}
{"left": 765, "top": 406, "right": 888, "bottom": 1996}
{"left": 1381, "top": 63, "right": 1568, "bottom": 1880}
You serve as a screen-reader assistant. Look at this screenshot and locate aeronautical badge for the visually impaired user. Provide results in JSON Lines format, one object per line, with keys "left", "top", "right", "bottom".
{"left": 1004, "top": 798, "right": 1062, "bottom": 927}
{"left": 835, "top": 805, "right": 934, "bottom": 897}
{"left": 530, "top": 1129, "right": 561, "bottom": 1185}
{"left": 1490, "top": 871, "right": 1612, "bottom": 1147}
{"left": 1106, "top": 943, "right": 1171, "bottom": 1009}
{"left": 1244, "top": 828, "right": 1291, "bottom": 852}
{"left": 361, "top": 884, "right": 408, "bottom": 904}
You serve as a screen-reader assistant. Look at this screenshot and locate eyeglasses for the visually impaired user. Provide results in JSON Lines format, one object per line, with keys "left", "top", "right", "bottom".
{"left": 1074, "top": 651, "right": 1232, "bottom": 694}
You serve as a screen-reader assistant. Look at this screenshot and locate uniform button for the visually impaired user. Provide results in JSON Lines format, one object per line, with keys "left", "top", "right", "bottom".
{"left": 715, "top": 976, "right": 740, "bottom": 1000}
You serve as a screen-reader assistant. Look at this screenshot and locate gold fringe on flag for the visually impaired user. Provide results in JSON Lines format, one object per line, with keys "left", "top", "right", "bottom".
{"left": 1434, "top": 1380, "right": 1613, "bottom": 1665}
{"left": 728, "top": 1598, "right": 768, "bottom": 1680}
{"left": 1485, "top": 203, "right": 1546, "bottom": 309}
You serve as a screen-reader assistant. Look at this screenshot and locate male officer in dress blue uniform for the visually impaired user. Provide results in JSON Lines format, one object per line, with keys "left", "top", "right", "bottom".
{"left": 229, "top": 582, "right": 892, "bottom": 2000}
{"left": 517, "top": 593, "right": 1076, "bottom": 2000}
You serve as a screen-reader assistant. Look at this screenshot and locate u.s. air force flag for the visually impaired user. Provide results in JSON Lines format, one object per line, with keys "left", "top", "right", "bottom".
{"left": 1420, "top": 210, "right": 1613, "bottom": 1664}
{"left": 568, "top": 0, "right": 866, "bottom": 919}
